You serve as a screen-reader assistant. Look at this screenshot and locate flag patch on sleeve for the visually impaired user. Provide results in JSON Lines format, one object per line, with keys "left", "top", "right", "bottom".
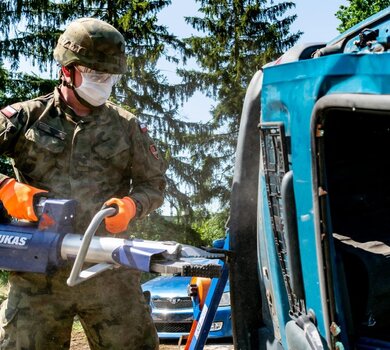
{"left": 149, "top": 144, "right": 159, "bottom": 159}
{"left": 139, "top": 123, "right": 148, "bottom": 133}
{"left": 0, "top": 105, "right": 18, "bottom": 119}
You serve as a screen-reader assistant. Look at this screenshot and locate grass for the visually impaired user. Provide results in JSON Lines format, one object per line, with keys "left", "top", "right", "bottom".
{"left": 72, "top": 319, "right": 84, "bottom": 332}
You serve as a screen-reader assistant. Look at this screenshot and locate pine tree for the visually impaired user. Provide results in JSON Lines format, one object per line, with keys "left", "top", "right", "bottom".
{"left": 0, "top": 0, "right": 204, "bottom": 216}
{"left": 0, "top": 66, "right": 57, "bottom": 107}
{"left": 336, "top": 0, "right": 390, "bottom": 33}
{"left": 180, "top": 0, "right": 301, "bottom": 206}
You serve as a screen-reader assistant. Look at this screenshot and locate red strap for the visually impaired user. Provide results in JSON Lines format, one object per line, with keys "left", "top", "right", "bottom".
{"left": 0, "top": 177, "right": 11, "bottom": 188}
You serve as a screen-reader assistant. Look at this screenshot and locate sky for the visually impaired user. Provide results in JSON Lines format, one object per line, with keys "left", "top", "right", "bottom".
{"left": 291, "top": 0, "right": 348, "bottom": 43}
{"left": 159, "top": 0, "right": 348, "bottom": 43}
{"left": 157, "top": 0, "right": 349, "bottom": 123}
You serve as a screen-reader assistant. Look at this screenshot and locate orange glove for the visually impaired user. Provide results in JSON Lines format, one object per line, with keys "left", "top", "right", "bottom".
{"left": 0, "top": 178, "right": 48, "bottom": 221}
{"left": 104, "top": 196, "right": 137, "bottom": 234}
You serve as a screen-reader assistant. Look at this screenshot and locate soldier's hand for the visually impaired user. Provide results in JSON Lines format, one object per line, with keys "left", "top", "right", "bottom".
{"left": 104, "top": 196, "right": 136, "bottom": 234}
{"left": 0, "top": 178, "right": 48, "bottom": 221}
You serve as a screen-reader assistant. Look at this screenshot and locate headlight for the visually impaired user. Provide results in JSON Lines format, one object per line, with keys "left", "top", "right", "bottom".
{"left": 210, "top": 321, "right": 223, "bottom": 331}
{"left": 219, "top": 292, "right": 230, "bottom": 307}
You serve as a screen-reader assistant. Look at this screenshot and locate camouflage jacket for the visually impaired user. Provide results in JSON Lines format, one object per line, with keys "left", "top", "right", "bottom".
{"left": 0, "top": 88, "right": 167, "bottom": 233}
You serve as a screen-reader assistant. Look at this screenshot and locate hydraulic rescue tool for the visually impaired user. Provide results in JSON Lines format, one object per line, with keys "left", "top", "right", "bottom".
{"left": 0, "top": 199, "right": 224, "bottom": 286}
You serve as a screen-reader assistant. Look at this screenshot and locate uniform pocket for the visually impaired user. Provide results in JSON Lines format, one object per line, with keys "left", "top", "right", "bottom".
{"left": 93, "top": 137, "right": 130, "bottom": 172}
{"left": 94, "top": 138, "right": 129, "bottom": 159}
{"left": 13, "top": 120, "right": 67, "bottom": 182}
{"left": 24, "top": 121, "right": 66, "bottom": 154}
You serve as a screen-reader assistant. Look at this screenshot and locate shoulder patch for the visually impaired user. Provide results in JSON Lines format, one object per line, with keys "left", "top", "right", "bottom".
{"left": 139, "top": 123, "right": 148, "bottom": 133}
{"left": 149, "top": 144, "right": 159, "bottom": 159}
{"left": 1, "top": 105, "right": 18, "bottom": 119}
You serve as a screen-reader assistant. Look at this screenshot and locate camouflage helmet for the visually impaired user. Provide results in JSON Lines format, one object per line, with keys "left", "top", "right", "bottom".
{"left": 54, "top": 18, "right": 127, "bottom": 74}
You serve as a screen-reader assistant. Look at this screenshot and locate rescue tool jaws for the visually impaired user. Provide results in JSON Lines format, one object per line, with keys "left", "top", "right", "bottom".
{"left": 0, "top": 199, "right": 224, "bottom": 286}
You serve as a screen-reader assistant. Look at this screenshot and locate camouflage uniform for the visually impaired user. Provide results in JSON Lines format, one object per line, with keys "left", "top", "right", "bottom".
{"left": 0, "top": 86, "right": 166, "bottom": 349}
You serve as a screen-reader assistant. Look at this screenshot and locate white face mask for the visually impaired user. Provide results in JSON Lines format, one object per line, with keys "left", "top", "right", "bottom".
{"left": 74, "top": 67, "right": 121, "bottom": 107}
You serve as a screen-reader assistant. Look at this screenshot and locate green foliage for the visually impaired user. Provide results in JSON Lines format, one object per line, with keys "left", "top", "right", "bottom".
{"left": 130, "top": 208, "right": 228, "bottom": 248}
{"left": 0, "top": 68, "right": 57, "bottom": 107}
{"left": 0, "top": 156, "right": 13, "bottom": 177}
{"left": 0, "top": 65, "right": 7, "bottom": 104}
{"left": 129, "top": 212, "right": 203, "bottom": 246}
{"left": 0, "top": 271, "right": 9, "bottom": 285}
{"left": 1, "top": 54, "right": 56, "bottom": 111}
{"left": 180, "top": 0, "right": 301, "bottom": 207}
{"left": 335, "top": 0, "right": 390, "bottom": 32}
{"left": 0, "top": 271, "right": 9, "bottom": 294}
{"left": 192, "top": 209, "right": 229, "bottom": 246}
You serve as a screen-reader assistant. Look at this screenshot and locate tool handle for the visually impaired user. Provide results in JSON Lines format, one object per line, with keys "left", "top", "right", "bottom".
{"left": 67, "top": 207, "right": 116, "bottom": 287}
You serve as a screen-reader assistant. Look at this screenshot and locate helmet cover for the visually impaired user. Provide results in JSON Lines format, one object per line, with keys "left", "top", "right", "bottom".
{"left": 54, "top": 18, "right": 127, "bottom": 74}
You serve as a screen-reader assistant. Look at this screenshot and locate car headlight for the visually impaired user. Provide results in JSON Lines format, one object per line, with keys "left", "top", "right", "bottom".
{"left": 218, "top": 291, "right": 230, "bottom": 307}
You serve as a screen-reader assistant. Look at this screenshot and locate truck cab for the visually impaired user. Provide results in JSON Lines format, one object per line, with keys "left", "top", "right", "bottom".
{"left": 228, "top": 8, "right": 390, "bottom": 350}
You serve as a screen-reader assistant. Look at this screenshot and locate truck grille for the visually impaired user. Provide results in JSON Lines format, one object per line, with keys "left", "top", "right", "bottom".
{"left": 152, "top": 297, "right": 193, "bottom": 309}
{"left": 155, "top": 322, "right": 192, "bottom": 333}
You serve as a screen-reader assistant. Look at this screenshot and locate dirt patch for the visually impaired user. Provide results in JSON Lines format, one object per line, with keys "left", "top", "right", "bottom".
{"left": 70, "top": 327, "right": 90, "bottom": 350}
{"left": 69, "top": 331, "right": 233, "bottom": 350}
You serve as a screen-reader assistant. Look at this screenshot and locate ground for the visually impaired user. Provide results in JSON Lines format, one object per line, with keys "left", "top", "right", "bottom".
{"left": 70, "top": 326, "right": 90, "bottom": 350}
{"left": 70, "top": 328, "right": 233, "bottom": 350}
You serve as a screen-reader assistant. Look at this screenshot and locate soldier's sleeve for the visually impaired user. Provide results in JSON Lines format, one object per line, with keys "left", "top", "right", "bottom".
{"left": 0, "top": 104, "right": 25, "bottom": 183}
{"left": 128, "top": 120, "right": 167, "bottom": 218}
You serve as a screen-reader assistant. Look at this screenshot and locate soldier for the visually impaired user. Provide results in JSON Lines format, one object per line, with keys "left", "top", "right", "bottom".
{"left": 0, "top": 18, "right": 166, "bottom": 349}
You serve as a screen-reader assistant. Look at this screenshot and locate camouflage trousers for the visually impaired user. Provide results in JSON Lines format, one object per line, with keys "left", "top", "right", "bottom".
{"left": 0, "top": 266, "right": 158, "bottom": 350}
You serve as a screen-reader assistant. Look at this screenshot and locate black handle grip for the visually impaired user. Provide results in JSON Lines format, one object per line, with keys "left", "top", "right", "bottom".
{"left": 101, "top": 203, "right": 119, "bottom": 217}
{"left": 181, "top": 264, "right": 222, "bottom": 279}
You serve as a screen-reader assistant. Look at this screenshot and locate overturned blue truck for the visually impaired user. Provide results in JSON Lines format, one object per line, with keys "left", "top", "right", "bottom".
{"left": 228, "top": 7, "right": 390, "bottom": 350}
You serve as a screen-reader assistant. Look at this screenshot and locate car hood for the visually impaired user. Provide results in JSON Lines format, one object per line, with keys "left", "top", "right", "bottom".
{"left": 142, "top": 276, "right": 192, "bottom": 297}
